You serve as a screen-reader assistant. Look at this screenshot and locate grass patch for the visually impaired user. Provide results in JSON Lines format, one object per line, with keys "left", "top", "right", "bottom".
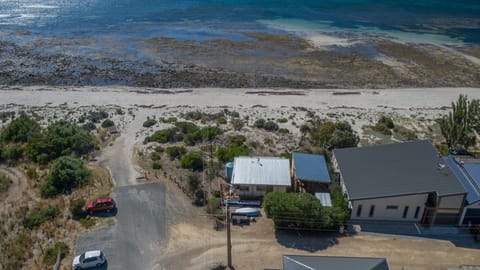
{"left": 0, "top": 173, "right": 13, "bottom": 195}
{"left": 43, "top": 242, "right": 69, "bottom": 267}
{"left": 80, "top": 217, "right": 96, "bottom": 228}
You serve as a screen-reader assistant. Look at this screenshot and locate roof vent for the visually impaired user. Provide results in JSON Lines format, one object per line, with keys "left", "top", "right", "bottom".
{"left": 437, "top": 163, "right": 446, "bottom": 170}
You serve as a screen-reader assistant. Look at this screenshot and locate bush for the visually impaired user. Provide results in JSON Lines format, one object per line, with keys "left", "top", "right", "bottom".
{"left": 206, "top": 197, "right": 221, "bottom": 215}
{"left": 278, "top": 128, "right": 289, "bottom": 134}
{"left": 0, "top": 173, "right": 12, "bottom": 194}
{"left": 264, "top": 121, "right": 279, "bottom": 131}
{"left": 187, "top": 173, "right": 201, "bottom": 192}
{"left": 180, "top": 152, "right": 204, "bottom": 171}
{"left": 154, "top": 146, "right": 164, "bottom": 153}
{"left": 277, "top": 118, "right": 288, "bottom": 123}
{"left": 143, "top": 118, "right": 157, "bottom": 128}
{"left": 309, "top": 119, "right": 359, "bottom": 149}
{"left": 40, "top": 157, "right": 90, "bottom": 197}
{"left": 1, "top": 113, "right": 40, "bottom": 143}
{"left": 166, "top": 146, "right": 186, "bottom": 160}
{"left": 263, "top": 192, "right": 339, "bottom": 230}
{"left": 216, "top": 145, "right": 250, "bottom": 163}
{"left": 87, "top": 110, "right": 109, "bottom": 123}
{"left": 231, "top": 118, "right": 244, "bottom": 131}
{"left": 254, "top": 119, "right": 266, "bottom": 129}
{"left": 43, "top": 242, "right": 69, "bottom": 267}
{"left": 148, "top": 128, "right": 178, "bottom": 143}
{"left": 82, "top": 121, "right": 96, "bottom": 131}
{"left": 216, "top": 117, "right": 227, "bottom": 124}
{"left": 70, "top": 199, "right": 86, "bottom": 218}
{"left": 26, "top": 121, "right": 95, "bottom": 163}
{"left": 80, "top": 217, "right": 96, "bottom": 228}
{"left": 26, "top": 166, "right": 37, "bottom": 179}
{"left": 152, "top": 161, "right": 162, "bottom": 170}
{"left": 3, "top": 145, "right": 23, "bottom": 161}
{"left": 101, "top": 119, "right": 114, "bottom": 128}
{"left": 23, "top": 206, "right": 60, "bottom": 229}
{"left": 151, "top": 152, "right": 161, "bottom": 161}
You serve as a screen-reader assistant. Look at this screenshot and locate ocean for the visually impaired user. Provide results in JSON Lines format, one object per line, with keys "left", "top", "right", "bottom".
{"left": 0, "top": 0, "right": 479, "bottom": 44}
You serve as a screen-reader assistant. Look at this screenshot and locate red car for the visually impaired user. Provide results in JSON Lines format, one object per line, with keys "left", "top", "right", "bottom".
{"left": 85, "top": 197, "right": 116, "bottom": 214}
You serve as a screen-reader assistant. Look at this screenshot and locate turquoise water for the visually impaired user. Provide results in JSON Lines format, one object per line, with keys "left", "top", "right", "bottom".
{"left": 0, "top": 0, "right": 478, "bottom": 43}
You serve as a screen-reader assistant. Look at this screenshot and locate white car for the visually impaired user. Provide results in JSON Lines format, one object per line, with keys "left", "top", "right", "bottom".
{"left": 72, "top": 250, "right": 106, "bottom": 269}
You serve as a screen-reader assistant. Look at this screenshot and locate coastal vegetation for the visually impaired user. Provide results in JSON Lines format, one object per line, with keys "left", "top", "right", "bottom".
{"left": 439, "top": 95, "right": 480, "bottom": 149}
{"left": 263, "top": 191, "right": 348, "bottom": 230}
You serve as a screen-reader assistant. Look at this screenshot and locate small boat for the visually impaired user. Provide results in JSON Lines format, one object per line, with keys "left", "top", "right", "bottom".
{"left": 234, "top": 207, "right": 260, "bottom": 217}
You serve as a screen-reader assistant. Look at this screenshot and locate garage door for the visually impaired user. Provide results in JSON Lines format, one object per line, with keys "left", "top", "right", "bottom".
{"left": 462, "top": 209, "right": 480, "bottom": 225}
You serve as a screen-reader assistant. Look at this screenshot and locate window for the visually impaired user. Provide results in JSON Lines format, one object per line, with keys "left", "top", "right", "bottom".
{"left": 369, "top": 205, "right": 375, "bottom": 217}
{"left": 356, "top": 204, "right": 362, "bottom": 217}
{"left": 402, "top": 206, "right": 409, "bottom": 218}
{"left": 414, "top": 206, "right": 421, "bottom": 219}
{"left": 386, "top": 205, "right": 398, "bottom": 210}
{"left": 256, "top": 186, "right": 266, "bottom": 191}
{"left": 239, "top": 186, "right": 249, "bottom": 191}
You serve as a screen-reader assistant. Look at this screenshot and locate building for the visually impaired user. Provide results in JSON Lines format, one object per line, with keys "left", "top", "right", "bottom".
{"left": 444, "top": 156, "right": 480, "bottom": 225}
{"left": 292, "top": 152, "right": 331, "bottom": 193}
{"left": 283, "top": 255, "right": 389, "bottom": 270}
{"left": 332, "top": 140, "right": 466, "bottom": 225}
{"left": 231, "top": 156, "right": 291, "bottom": 198}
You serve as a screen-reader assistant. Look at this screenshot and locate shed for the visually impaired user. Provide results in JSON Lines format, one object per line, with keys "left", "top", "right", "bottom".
{"left": 292, "top": 152, "right": 331, "bottom": 192}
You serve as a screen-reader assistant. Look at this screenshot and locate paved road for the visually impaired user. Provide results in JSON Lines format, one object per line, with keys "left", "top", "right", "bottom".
{"left": 76, "top": 183, "right": 167, "bottom": 269}
{"left": 77, "top": 113, "right": 168, "bottom": 269}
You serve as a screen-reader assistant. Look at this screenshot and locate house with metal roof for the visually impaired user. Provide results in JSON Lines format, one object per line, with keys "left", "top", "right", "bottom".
{"left": 332, "top": 140, "right": 466, "bottom": 225}
{"left": 283, "top": 255, "right": 389, "bottom": 270}
{"left": 292, "top": 152, "right": 331, "bottom": 193}
{"left": 444, "top": 156, "right": 480, "bottom": 225}
{"left": 231, "top": 156, "right": 291, "bottom": 198}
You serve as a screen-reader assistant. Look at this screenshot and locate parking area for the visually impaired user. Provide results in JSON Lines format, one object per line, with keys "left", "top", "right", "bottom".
{"left": 76, "top": 182, "right": 167, "bottom": 269}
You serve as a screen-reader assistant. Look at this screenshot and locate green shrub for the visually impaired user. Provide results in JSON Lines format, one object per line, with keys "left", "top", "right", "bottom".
{"left": 152, "top": 161, "right": 162, "bottom": 170}
{"left": 216, "top": 117, "right": 227, "bottom": 124}
{"left": 87, "top": 110, "right": 109, "bottom": 123}
{"left": 264, "top": 121, "right": 279, "bottom": 131}
{"left": 230, "top": 111, "right": 240, "bottom": 118}
{"left": 101, "top": 119, "right": 114, "bottom": 128}
{"left": 82, "top": 121, "right": 96, "bottom": 131}
{"left": 0, "top": 173, "right": 12, "bottom": 194}
{"left": 26, "top": 166, "right": 37, "bottom": 179}
{"left": 80, "top": 217, "right": 96, "bottom": 228}
{"left": 70, "top": 199, "right": 86, "bottom": 218}
{"left": 3, "top": 145, "right": 23, "bottom": 161}
{"left": 143, "top": 118, "right": 157, "bottom": 128}
{"left": 187, "top": 173, "right": 201, "bottom": 192}
{"left": 278, "top": 128, "right": 289, "bottom": 134}
{"left": 151, "top": 152, "right": 161, "bottom": 161}
{"left": 43, "top": 242, "right": 69, "bottom": 266}
{"left": 148, "top": 128, "right": 178, "bottom": 143}
{"left": 154, "top": 146, "right": 164, "bottom": 153}
{"left": 216, "top": 145, "right": 250, "bottom": 163}
{"left": 277, "top": 118, "right": 288, "bottom": 123}
{"left": 23, "top": 206, "right": 60, "bottom": 229}
{"left": 40, "top": 157, "right": 90, "bottom": 197}
{"left": 1, "top": 112, "right": 40, "bottom": 143}
{"left": 166, "top": 146, "right": 186, "bottom": 160}
{"left": 206, "top": 197, "right": 221, "bottom": 214}
{"left": 180, "top": 152, "right": 204, "bottom": 171}
{"left": 254, "top": 119, "right": 266, "bottom": 129}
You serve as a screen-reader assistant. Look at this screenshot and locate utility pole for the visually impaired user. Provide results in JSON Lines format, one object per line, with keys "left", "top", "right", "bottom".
{"left": 226, "top": 202, "right": 233, "bottom": 269}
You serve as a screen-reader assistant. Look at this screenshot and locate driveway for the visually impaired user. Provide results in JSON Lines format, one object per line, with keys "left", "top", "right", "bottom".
{"left": 76, "top": 114, "right": 168, "bottom": 269}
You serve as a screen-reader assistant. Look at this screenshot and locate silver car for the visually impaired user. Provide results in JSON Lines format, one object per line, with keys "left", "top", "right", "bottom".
{"left": 72, "top": 250, "right": 106, "bottom": 269}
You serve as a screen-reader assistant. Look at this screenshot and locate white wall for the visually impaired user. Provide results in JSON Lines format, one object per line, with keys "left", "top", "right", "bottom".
{"left": 438, "top": 194, "right": 464, "bottom": 209}
{"left": 351, "top": 193, "right": 429, "bottom": 221}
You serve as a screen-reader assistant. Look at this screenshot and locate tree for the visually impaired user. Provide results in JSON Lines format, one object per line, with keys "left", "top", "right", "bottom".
{"left": 439, "top": 95, "right": 479, "bottom": 148}
{"left": 308, "top": 119, "right": 359, "bottom": 149}
{"left": 26, "top": 121, "right": 94, "bottom": 163}
{"left": 101, "top": 119, "right": 114, "bottom": 128}
{"left": 1, "top": 113, "right": 40, "bottom": 143}
{"left": 180, "top": 152, "right": 204, "bottom": 171}
{"left": 40, "top": 157, "right": 90, "bottom": 197}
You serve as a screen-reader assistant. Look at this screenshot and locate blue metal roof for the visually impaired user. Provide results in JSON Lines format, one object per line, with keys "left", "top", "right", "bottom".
{"left": 444, "top": 156, "right": 480, "bottom": 205}
{"left": 293, "top": 152, "right": 331, "bottom": 183}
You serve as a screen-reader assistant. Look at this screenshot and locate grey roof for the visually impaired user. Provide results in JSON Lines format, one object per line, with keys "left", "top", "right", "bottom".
{"left": 314, "top": 193, "right": 332, "bottom": 207}
{"left": 333, "top": 140, "right": 466, "bottom": 200}
{"left": 293, "top": 152, "right": 331, "bottom": 183}
{"left": 231, "top": 157, "right": 291, "bottom": 186}
{"left": 283, "top": 255, "right": 389, "bottom": 270}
